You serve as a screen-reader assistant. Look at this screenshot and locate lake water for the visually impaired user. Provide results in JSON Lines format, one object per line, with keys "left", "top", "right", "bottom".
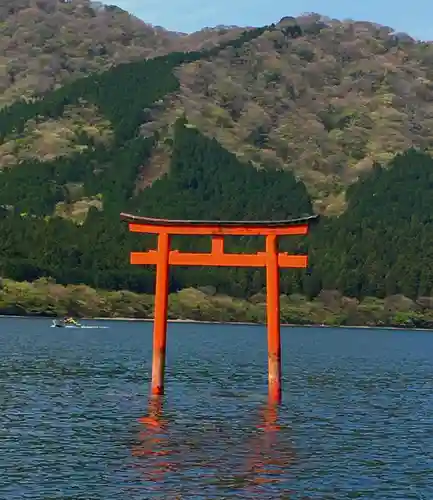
{"left": 0, "top": 318, "right": 432, "bottom": 499}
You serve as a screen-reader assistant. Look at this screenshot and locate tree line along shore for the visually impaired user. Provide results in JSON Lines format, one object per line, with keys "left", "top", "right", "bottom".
{"left": 1, "top": 278, "right": 433, "bottom": 330}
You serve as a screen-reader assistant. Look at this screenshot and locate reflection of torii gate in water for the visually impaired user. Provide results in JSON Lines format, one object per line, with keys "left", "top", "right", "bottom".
{"left": 120, "top": 213, "right": 318, "bottom": 404}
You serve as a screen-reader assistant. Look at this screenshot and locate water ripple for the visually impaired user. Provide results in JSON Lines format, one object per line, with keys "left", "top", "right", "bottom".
{"left": 0, "top": 320, "right": 433, "bottom": 498}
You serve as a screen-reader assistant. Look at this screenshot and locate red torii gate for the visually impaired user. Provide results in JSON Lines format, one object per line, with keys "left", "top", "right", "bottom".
{"left": 120, "top": 213, "right": 318, "bottom": 404}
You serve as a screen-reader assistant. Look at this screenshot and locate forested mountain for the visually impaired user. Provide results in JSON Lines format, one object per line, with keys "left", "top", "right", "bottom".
{"left": 0, "top": 7, "right": 433, "bottom": 303}
{"left": 3, "top": 4, "right": 433, "bottom": 214}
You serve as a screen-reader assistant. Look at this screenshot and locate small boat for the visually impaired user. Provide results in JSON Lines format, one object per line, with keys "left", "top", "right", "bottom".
{"left": 52, "top": 318, "right": 82, "bottom": 328}
{"left": 51, "top": 318, "right": 109, "bottom": 329}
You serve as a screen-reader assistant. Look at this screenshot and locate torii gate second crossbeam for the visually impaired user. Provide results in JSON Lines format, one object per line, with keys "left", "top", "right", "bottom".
{"left": 120, "top": 213, "right": 319, "bottom": 404}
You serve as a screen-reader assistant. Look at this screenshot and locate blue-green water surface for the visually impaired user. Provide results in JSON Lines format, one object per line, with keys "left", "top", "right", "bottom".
{"left": 0, "top": 319, "right": 432, "bottom": 499}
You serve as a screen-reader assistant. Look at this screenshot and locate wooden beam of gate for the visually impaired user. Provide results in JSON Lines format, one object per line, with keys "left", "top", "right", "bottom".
{"left": 122, "top": 214, "right": 316, "bottom": 236}
{"left": 130, "top": 250, "right": 308, "bottom": 268}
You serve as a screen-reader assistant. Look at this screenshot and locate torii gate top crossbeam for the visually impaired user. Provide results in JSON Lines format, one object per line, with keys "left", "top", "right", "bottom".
{"left": 120, "top": 213, "right": 319, "bottom": 236}
{"left": 120, "top": 213, "right": 319, "bottom": 268}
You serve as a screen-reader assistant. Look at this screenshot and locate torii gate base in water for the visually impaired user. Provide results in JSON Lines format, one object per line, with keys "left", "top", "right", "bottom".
{"left": 120, "top": 213, "right": 318, "bottom": 404}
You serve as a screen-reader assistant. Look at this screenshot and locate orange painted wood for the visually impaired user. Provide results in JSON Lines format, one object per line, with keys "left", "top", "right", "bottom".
{"left": 211, "top": 235, "right": 224, "bottom": 255}
{"left": 265, "top": 235, "right": 282, "bottom": 404}
{"left": 151, "top": 232, "right": 170, "bottom": 396}
{"left": 128, "top": 222, "right": 309, "bottom": 236}
{"left": 121, "top": 213, "right": 317, "bottom": 227}
{"left": 130, "top": 250, "right": 308, "bottom": 268}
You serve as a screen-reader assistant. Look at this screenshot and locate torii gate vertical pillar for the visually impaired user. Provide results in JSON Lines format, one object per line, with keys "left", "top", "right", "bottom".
{"left": 266, "top": 234, "right": 281, "bottom": 404}
{"left": 151, "top": 232, "right": 170, "bottom": 395}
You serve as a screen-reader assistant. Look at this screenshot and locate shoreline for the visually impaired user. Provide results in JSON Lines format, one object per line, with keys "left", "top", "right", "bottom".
{"left": 86, "top": 317, "right": 433, "bottom": 332}
{"left": 2, "top": 314, "right": 432, "bottom": 332}
{"left": 2, "top": 279, "right": 432, "bottom": 332}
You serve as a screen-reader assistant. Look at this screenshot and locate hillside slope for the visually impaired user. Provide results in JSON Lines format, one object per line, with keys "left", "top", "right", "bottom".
{"left": 0, "top": 0, "right": 246, "bottom": 107}
{"left": 164, "top": 15, "right": 433, "bottom": 213}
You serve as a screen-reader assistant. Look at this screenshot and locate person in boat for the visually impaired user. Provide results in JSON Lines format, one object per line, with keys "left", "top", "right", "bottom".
{"left": 63, "top": 316, "right": 79, "bottom": 326}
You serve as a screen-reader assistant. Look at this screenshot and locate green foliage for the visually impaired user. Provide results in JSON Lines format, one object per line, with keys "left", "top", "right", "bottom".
{"left": 0, "top": 53, "right": 183, "bottom": 143}
{"left": 132, "top": 119, "right": 312, "bottom": 221}
{"left": 0, "top": 24, "right": 312, "bottom": 297}
{"left": 1, "top": 22, "right": 433, "bottom": 306}
{"left": 307, "top": 149, "right": 433, "bottom": 299}
{"left": 2, "top": 278, "right": 433, "bottom": 329}
{"left": 0, "top": 26, "right": 269, "bottom": 143}
{"left": 0, "top": 137, "right": 155, "bottom": 215}
{"left": 0, "top": 118, "right": 311, "bottom": 295}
